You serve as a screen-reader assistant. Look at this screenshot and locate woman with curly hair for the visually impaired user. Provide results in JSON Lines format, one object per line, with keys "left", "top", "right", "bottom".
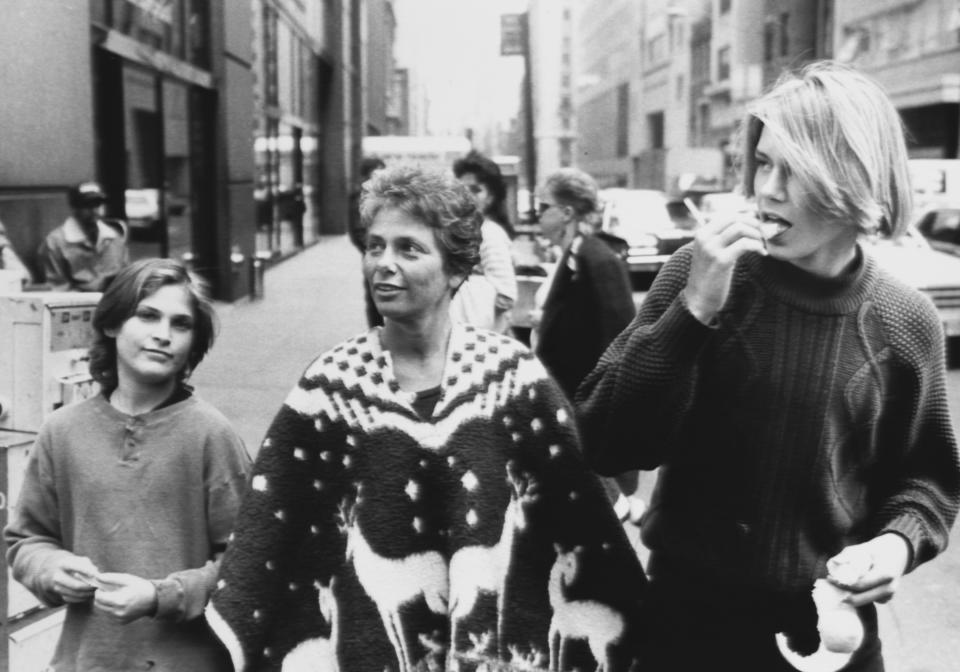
{"left": 207, "top": 165, "right": 647, "bottom": 671}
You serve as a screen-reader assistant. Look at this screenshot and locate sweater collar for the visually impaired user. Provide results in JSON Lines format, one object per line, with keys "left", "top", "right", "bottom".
{"left": 743, "top": 244, "right": 878, "bottom": 315}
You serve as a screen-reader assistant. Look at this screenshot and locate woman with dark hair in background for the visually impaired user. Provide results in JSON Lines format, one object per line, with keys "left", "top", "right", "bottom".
{"left": 5, "top": 258, "right": 251, "bottom": 671}
{"left": 451, "top": 150, "right": 518, "bottom": 333}
{"left": 206, "top": 165, "right": 646, "bottom": 672}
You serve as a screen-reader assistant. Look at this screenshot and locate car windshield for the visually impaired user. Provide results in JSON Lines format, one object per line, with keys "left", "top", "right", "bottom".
{"left": 602, "top": 191, "right": 684, "bottom": 238}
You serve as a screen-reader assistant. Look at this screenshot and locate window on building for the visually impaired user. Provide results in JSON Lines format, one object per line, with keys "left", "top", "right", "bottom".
{"left": 780, "top": 12, "right": 789, "bottom": 56}
{"left": 647, "top": 33, "right": 666, "bottom": 65}
{"left": 698, "top": 103, "right": 710, "bottom": 143}
{"left": 559, "top": 138, "right": 573, "bottom": 167}
{"left": 764, "top": 22, "right": 775, "bottom": 62}
{"left": 617, "top": 83, "right": 630, "bottom": 157}
{"left": 676, "top": 74, "right": 684, "bottom": 101}
{"left": 720, "top": 0, "right": 731, "bottom": 15}
{"left": 718, "top": 46, "right": 731, "bottom": 81}
{"left": 647, "top": 110, "right": 664, "bottom": 149}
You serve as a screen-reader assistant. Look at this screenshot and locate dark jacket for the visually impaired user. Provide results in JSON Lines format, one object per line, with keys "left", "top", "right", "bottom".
{"left": 536, "top": 234, "right": 635, "bottom": 399}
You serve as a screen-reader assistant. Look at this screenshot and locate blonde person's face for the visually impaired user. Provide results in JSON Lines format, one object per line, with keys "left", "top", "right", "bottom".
{"left": 754, "top": 128, "right": 859, "bottom": 277}
{"left": 106, "top": 284, "right": 196, "bottom": 390}
{"left": 536, "top": 189, "right": 569, "bottom": 246}
{"left": 363, "top": 208, "right": 463, "bottom": 321}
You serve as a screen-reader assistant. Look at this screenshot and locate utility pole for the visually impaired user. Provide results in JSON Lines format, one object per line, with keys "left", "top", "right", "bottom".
{"left": 521, "top": 12, "right": 537, "bottom": 212}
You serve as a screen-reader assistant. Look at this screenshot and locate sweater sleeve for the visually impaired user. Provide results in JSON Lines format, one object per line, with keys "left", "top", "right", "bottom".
{"left": 3, "top": 427, "right": 76, "bottom": 607}
{"left": 574, "top": 247, "right": 715, "bottom": 474}
{"left": 206, "top": 388, "right": 348, "bottom": 671}
{"left": 872, "top": 295, "right": 960, "bottom": 572}
{"left": 154, "top": 421, "right": 252, "bottom": 622}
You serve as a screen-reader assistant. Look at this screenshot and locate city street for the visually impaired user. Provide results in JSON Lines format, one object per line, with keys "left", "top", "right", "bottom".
{"left": 193, "top": 234, "right": 960, "bottom": 672}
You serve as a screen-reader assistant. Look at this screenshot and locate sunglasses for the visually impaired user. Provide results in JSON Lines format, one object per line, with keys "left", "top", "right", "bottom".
{"left": 538, "top": 202, "right": 557, "bottom": 216}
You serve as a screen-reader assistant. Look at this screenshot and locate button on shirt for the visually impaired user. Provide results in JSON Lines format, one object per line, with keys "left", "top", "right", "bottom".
{"left": 39, "top": 216, "right": 129, "bottom": 291}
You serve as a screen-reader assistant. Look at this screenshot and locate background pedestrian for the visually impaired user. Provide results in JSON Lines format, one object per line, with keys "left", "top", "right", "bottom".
{"left": 532, "top": 167, "right": 643, "bottom": 518}
{"left": 450, "top": 150, "right": 518, "bottom": 333}
{"left": 38, "top": 181, "right": 130, "bottom": 292}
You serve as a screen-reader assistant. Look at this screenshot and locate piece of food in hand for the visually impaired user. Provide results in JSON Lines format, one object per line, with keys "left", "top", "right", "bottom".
{"left": 813, "top": 579, "right": 864, "bottom": 654}
{"left": 826, "top": 550, "right": 873, "bottom": 587}
{"left": 67, "top": 570, "right": 104, "bottom": 589}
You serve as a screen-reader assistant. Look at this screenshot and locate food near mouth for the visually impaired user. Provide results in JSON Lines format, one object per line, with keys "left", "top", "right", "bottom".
{"left": 758, "top": 213, "right": 790, "bottom": 239}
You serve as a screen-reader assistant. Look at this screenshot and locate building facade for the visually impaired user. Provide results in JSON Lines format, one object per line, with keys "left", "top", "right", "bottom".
{"left": 0, "top": 0, "right": 380, "bottom": 301}
{"left": 834, "top": 0, "right": 960, "bottom": 159}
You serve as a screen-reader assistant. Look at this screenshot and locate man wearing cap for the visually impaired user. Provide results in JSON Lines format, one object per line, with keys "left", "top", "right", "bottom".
{"left": 38, "top": 182, "right": 129, "bottom": 292}
{"left": 0, "top": 219, "right": 32, "bottom": 287}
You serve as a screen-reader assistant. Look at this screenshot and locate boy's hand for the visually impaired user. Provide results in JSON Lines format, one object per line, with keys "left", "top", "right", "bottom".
{"left": 827, "top": 533, "right": 910, "bottom": 607}
{"left": 93, "top": 573, "right": 158, "bottom": 623}
{"left": 51, "top": 556, "right": 100, "bottom": 603}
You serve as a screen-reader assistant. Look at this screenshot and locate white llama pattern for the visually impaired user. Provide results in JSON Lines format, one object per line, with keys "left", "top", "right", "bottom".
{"left": 281, "top": 577, "right": 340, "bottom": 671}
{"left": 548, "top": 545, "right": 625, "bottom": 672}
{"left": 448, "top": 461, "right": 538, "bottom": 659}
{"left": 338, "top": 498, "right": 448, "bottom": 672}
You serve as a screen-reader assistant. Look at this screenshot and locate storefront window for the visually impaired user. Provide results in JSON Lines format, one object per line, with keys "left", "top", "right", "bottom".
{"left": 104, "top": 0, "right": 208, "bottom": 67}
{"left": 163, "top": 80, "right": 193, "bottom": 262}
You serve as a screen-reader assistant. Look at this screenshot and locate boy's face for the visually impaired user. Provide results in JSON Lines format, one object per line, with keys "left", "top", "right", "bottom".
{"left": 106, "top": 284, "right": 196, "bottom": 391}
{"left": 753, "top": 128, "right": 858, "bottom": 277}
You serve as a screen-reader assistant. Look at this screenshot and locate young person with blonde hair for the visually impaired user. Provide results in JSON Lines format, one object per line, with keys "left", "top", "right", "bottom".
{"left": 577, "top": 61, "right": 960, "bottom": 670}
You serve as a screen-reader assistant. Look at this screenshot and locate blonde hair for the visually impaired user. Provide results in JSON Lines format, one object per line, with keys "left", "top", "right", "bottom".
{"left": 740, "top": 61, "right": 912, "bottom": 238}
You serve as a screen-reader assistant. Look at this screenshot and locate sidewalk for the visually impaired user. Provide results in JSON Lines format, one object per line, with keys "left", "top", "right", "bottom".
{"left": 191, "top": 235, "right": 367, "bottom": 452}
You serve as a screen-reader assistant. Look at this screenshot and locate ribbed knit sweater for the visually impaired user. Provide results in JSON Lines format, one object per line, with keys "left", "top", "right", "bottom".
{"left": 576, "top": 245, "right": 960, "bottom": 592}
{"left": 207, "top": 325, "right": 646, "bottom": 671}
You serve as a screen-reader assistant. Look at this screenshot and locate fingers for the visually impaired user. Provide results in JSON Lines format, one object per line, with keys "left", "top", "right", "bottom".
{"left": 827, "top": 535, "right": 910, "bottom": 607}
{"left": 844, "top": 578, "right": 899, "bottom": 608}
{"left": 52, "top": 556, "right": 101, "bottom": 603}
{"left": 52, "top": 571, "right": 98, "bottom": 603}
{"left": 694, "top": 218, "right": 766, "bottom": 264}
{"left": 92, "top": 573, "right": 156, "bottom": 623}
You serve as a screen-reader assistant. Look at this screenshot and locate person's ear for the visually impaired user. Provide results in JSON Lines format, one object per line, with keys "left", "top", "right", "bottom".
{"left": 104, "top": 327, "right": 118, "bottom": 338}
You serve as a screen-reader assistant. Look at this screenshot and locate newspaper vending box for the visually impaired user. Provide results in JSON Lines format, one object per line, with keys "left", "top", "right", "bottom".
{"left": 0, "top": 292, "right": 101, "bottom": 671}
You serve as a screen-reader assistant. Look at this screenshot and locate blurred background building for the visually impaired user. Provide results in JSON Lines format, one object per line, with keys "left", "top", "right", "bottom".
{"left": 0, "top": 0, "right": 399, "bottom": 301}
{"left": 0, "top": 0, "right": 958, "bottom": 301}
{"left": 547, "top": 0, "right": 960, "bottom": 198}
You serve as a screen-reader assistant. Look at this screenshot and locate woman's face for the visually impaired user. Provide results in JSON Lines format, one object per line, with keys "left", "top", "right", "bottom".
{"left": 754, "top": 128, "right": 859, "bottom": 277}
{"left": 106, "top": 283, "right": 196, "bottom": 391}
{"left": 363, "top": 207, "right": 464, "bottom": 321}
{"left": 459, "top": 172, "right": 493, "bottom": 214}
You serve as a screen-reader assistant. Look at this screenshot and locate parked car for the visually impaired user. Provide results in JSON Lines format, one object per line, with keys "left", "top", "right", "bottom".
{"left": 864, "top": 226, "right": 960, "bottom": 344}
{"left": 697, "top": 191, "right": 754, "bottom": 224}
{"left": 598, "top": 188, "right": 697, "bottom": 276}
{"left": 913, "top": 203, "right": 960, "bottom": 257}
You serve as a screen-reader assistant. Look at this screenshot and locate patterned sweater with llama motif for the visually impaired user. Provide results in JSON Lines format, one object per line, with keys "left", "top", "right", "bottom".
{"left": 206, "top": 325, "right": 647, "bottom": 672}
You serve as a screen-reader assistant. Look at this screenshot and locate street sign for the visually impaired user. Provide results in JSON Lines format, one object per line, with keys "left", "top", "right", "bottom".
{"left": 501, "top": 14, "right": 525, "bottom": 56}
